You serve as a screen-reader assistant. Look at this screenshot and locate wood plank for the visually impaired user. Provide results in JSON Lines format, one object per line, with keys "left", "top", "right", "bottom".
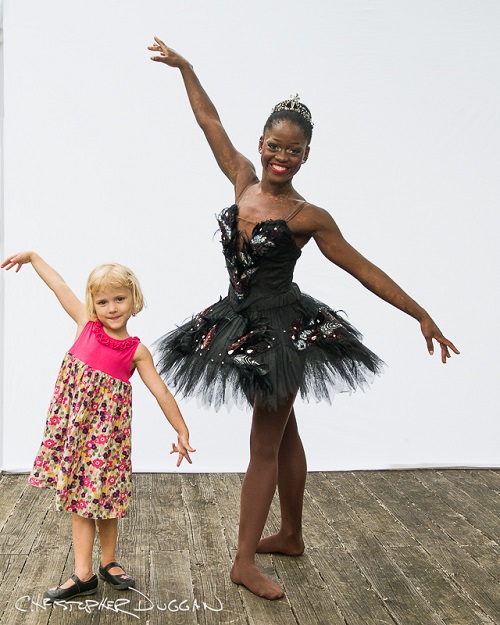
{"left": 149, "top": 550, "right": 198, "bottom": 625}
{"left": 486, "top": 469, "right": 500, "bottom": 485}
{"left": 0, "top": 554, "right": 27, "bottom": 622}
{"left": 119, "top": 472, "right": 152, "bottom": 551}
{"left": 412, "top": 471, "right": 499, "bottom": 543}
{"left": 242, "top": 593, "right": 298, "bottom": 625}
{"left": 434, "top": 469, "right": 500, "bottom": 516}
{"left": 302, "top": 473, "right": 343, "bottom": 549}
{"left": 312, "top": 473, "right": 448, "bottom": 625}
{"left": 308, "top": 548, "right": 398, "bottom": 625}
{"left": 3, "top": 506, "right": 72, "bottom": 625}
{"left": 150, "top": 472, "right": 189, "bottom": 551}
{"left": 273, "top": 552, "right": 346, "bottom": 625}
{"left": 463, "top": 544, "right": 500, "bottom": 582}
{"left": 358, "top": 471, "right": 500, "bottom": 623}
{"left": 328, "top": 472, "right": 415, "bottom": 547}
{"left": 386, "top": 545, "right": 496, "bottom": 625}
{"left": 349, "top": 538, "right": 447, "bottom": 625}
{"left": 299, "top": 474, "right": 356, "bottom": 550}
{"left": 423, "top": 538, "right": 500, "bottom": 623}
{"left": 0, "top": 471, "right": 498, "bottom": 625}
{"left": 191, "top": 564, "right": 248, "bottom": 625}
{"left": 209, "top": 472, "right": 242, "bottom": 551}
{"left": 0, "top": 484, "right": 54, "bottom": 555}
{"left": 181, "top": 474, "right": 247, "bottom": 625}
{"left": 116, "top": 473, "right": 152, "bottom": 567}
{"left": 360, "top": 470, "right": 495, "bottom": 548}
{"left": 0, "top": 474, "right": 28, "bottom": 532}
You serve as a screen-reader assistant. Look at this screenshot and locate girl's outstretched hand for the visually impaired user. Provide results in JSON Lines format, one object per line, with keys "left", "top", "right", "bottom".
{"left": 148, "top": 37, "right": 188, "bottom": 68}
{"left": 170, "top": 437, "right": 196, "bottom": 467}
{"left": 1, "top": 251, "right": 33, "bottom": 272}
{"left": 420, "top": 315, "right": 460, "bottom": 364}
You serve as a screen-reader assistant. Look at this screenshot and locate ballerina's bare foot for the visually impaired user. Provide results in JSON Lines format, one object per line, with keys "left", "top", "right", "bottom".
{"left": 230, "top": 561, "right": 284, "bottom": 600}
{"left": 257, "top": 532, "right": 305, "bottom": 555}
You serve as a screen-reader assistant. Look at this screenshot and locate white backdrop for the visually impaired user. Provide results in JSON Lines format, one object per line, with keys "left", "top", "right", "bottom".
{"left": 1, "top": 0, "right": 499, "bottom": 472}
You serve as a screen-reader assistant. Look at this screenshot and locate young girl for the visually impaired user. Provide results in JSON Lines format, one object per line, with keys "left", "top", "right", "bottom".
{"left": 1, "top": 251, "right": 195, "bottom": 602}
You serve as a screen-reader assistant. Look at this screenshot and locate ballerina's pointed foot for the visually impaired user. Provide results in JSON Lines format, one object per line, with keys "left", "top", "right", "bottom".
{"left": 230, "top": 561, "right": 284, "bottom": 600}
{"left": 257, "top": 532, "right": 305, "bottom": 556}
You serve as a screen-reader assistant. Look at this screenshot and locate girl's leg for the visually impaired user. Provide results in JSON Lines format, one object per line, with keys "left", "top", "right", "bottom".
{"left": 97, "top": 518, "right": 126, "bottom": 576}
{"left": 257, "top": 408, "right": 306, "bottom": 555}
{"left": 230, "top": 395, "right": 296, "bottom": 600}
{"left": 52, "top": 514, "right": 96, "bottom": 589}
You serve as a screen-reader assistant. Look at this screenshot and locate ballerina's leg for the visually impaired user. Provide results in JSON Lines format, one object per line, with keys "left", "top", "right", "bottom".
{"left": 257, "top": 407, "right": 306, "bottom": 556}
{"left": 230, "top": 395, "right": 296, "bottom": 600}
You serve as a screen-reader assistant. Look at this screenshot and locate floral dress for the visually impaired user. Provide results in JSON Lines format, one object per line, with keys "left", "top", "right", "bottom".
{"left": 29, "top": 321, "right": 140, "bottom": 519}
{"left": 155, "top": 203, "right": 383, "bottom": 411}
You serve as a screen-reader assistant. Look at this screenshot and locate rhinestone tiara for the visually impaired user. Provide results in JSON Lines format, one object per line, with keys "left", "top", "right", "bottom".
{"left": 271, "top": 94, "right": 313, "bottom": 127}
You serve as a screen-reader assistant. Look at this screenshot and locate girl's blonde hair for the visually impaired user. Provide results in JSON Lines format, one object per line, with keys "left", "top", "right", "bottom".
{"left": 85, "top": 263, "right": 145, "bottom": 320}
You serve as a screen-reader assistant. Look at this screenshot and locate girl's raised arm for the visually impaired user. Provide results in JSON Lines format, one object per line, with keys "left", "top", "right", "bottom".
{"left": 149, "top": 37, "right": 257, "bottom": 194}
{"left": 1, "top": 251, "right": 86, "bottom": 325}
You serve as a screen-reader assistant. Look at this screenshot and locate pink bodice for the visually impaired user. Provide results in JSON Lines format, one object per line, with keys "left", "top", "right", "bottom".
{"left": 69, "top": 321, "right": 140, "bottom": 383}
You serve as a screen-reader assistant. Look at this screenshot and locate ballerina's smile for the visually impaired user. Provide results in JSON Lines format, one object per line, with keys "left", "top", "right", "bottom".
{"left": 270, "top": 163, "right": 288, "bottom": 174}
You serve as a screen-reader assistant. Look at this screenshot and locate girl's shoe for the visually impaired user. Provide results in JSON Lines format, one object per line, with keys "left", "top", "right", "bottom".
{"left": 43, "top": 574, "right": 98, "bottom": 602}
{"left": 98, "top": 561, "right": 135, "bottom": 589}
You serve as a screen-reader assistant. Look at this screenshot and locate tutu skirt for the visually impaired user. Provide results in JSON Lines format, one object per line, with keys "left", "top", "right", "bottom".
{"left": 156, "top": 283, "right": 383, "bottom": 412}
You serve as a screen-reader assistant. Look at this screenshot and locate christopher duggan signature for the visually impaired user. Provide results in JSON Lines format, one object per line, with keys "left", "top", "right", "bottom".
{"left": 15, "top": 587, "right": 223, "bottom": 618}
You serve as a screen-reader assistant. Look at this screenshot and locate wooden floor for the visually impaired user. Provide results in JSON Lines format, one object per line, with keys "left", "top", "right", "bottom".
{"left": 0, "top": 470, "right": 498, "bottom": 625}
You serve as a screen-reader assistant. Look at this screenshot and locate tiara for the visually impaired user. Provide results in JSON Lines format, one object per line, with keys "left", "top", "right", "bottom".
{"left": 272, "top": 94, "right": 313, "bottom": 127}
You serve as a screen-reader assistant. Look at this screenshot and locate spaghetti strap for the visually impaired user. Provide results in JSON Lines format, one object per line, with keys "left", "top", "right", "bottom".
{"left": 285, "top": 201, "right": 308, "bottom": 223}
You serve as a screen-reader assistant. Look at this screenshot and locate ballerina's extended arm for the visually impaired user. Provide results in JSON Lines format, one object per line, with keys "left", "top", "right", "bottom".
{"left": 149, "top": 37, "right": 256, "bottom": 195}
{"left": 306, "top": 207, "right": 460, "bottom": 363}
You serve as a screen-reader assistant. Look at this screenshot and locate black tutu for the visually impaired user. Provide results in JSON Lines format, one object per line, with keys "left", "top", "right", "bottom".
{"left": 155, "top": 204, "right": 383, "bottom": 411}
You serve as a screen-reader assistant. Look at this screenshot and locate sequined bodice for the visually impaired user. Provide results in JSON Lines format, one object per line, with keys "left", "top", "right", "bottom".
{"left": 218, "top": 205, "right": 302, "bottom": 309}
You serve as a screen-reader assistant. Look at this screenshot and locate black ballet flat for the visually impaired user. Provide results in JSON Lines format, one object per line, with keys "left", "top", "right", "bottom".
{"left": 43, "top": 574, "right": 98, "bottom": 602}
{"left": 98, "top": 561, "right": 135, "bottom": 590}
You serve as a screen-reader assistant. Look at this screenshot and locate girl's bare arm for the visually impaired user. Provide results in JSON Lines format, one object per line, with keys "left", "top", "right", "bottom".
{"left": 134, "top": 343, "right": 195, "bottom": 466}
{"left": 1, "top": 251, "right": 86, "bottom": 325}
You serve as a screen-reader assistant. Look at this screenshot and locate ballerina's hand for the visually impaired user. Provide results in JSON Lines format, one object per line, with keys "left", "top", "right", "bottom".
{"left": 420, "top": 316, "right": 460, "bottom": 364}
{"left": 1, "top": 251, "right": 33, "bottom": 273}
{"left": 148, "top": 37, "right": 188, "bottom": 68}
{"left": 170, "top": 439, "right": 196, "bottom": 467}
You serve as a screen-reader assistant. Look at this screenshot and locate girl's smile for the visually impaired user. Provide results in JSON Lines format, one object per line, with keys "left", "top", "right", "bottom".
{"left": 93, "top": 286, "right": 134, "bottom": 338}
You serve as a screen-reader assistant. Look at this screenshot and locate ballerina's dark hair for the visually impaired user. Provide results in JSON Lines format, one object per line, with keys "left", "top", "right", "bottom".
{"left": 263, "top": 94, "right": 314, "bottom": 144}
